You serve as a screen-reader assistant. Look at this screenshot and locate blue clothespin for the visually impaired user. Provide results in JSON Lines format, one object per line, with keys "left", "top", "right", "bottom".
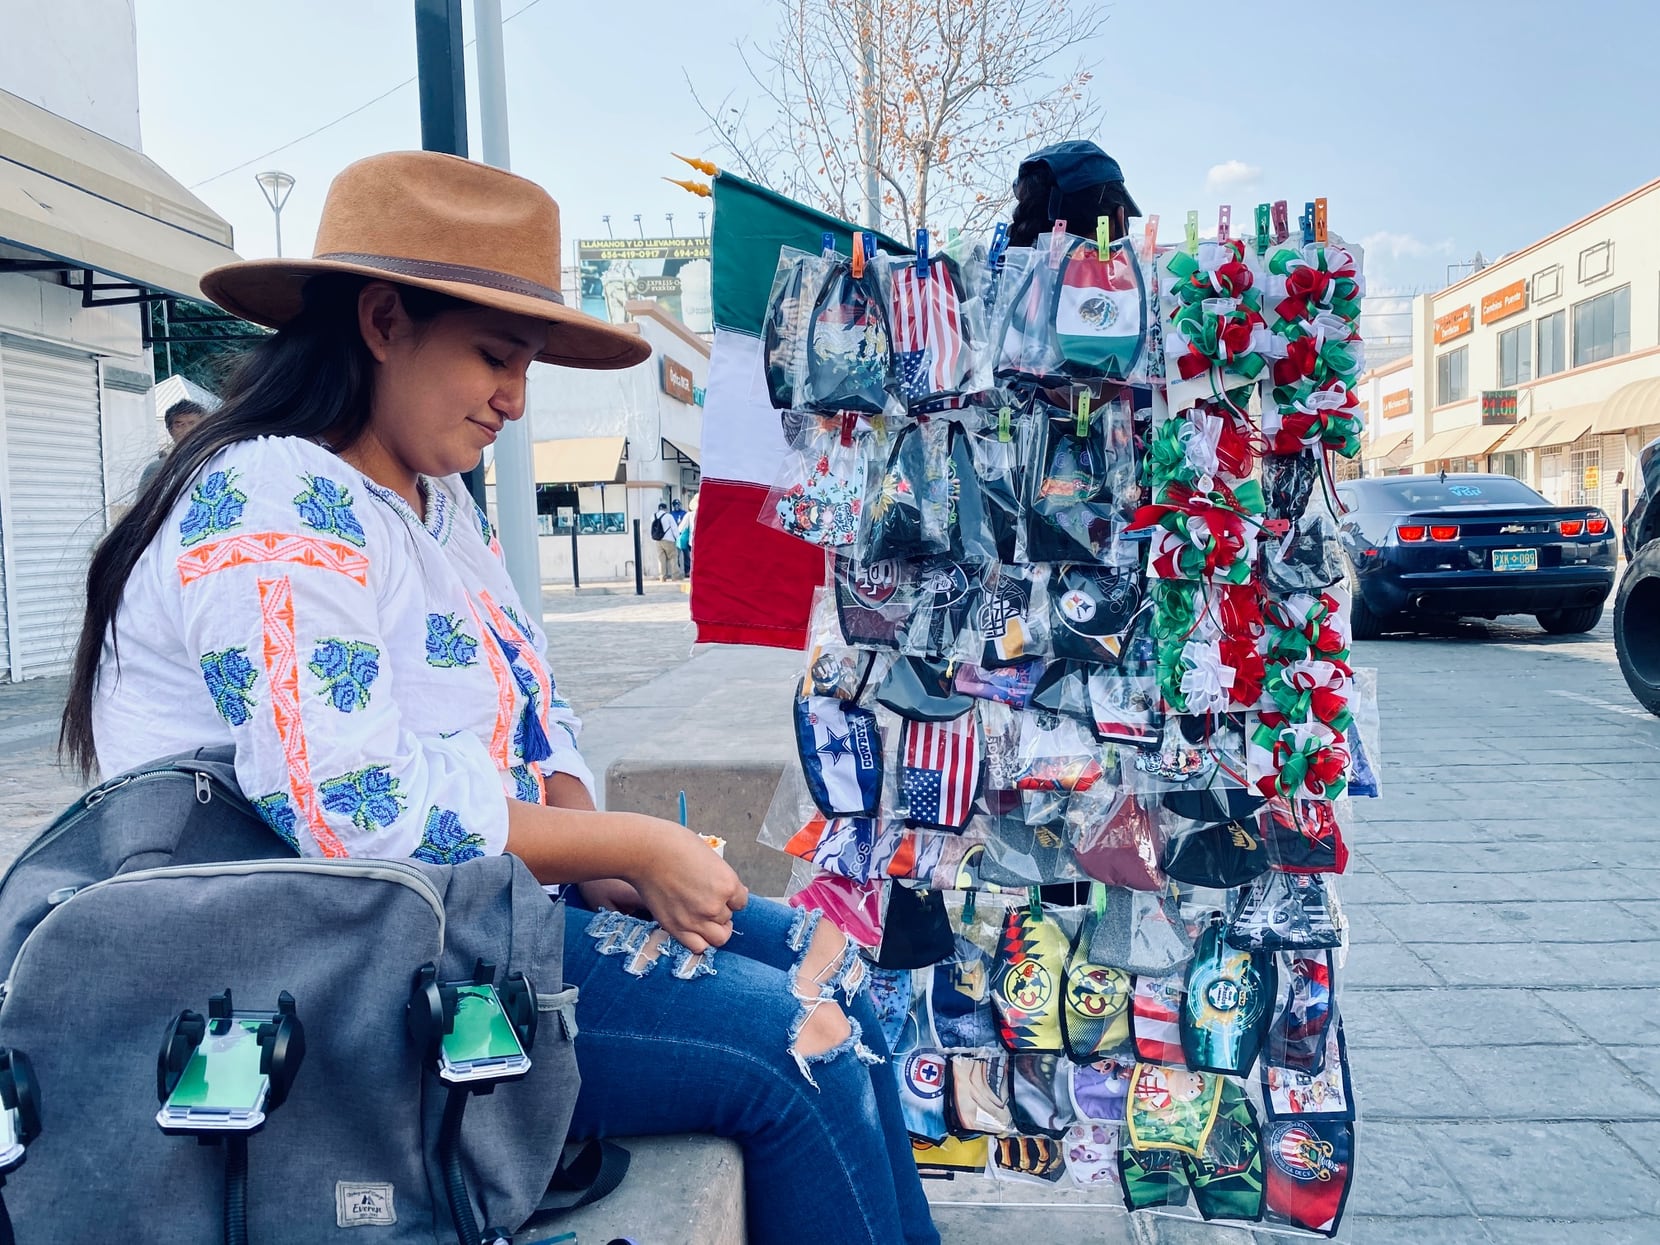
{"left": 1301, "top": 202, "right": 1316, "bottom": 245}
{"left": 677, "top": 790, "right": 688, "bottom": 828}
{"left": 821, "top": 231, "right": 835, "bottom": 258}
{"left": 988, "top": 221, "right": 1011, "bottom": 270}
{"left": 863, "top": 232, "right": 878, "bottom": 265}
{"left": 916, "top": 228, "right": 931, "bottom": 280}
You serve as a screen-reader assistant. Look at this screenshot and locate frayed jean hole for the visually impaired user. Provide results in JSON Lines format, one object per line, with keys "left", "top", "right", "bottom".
{"left": 786, "top": 905, "right": 821, "bottom": 955}
{"left": 793, "top": 998, "right": 854, "bottom": 1060}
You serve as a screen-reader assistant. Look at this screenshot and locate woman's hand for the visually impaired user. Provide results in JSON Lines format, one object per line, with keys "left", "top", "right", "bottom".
{"left": 622, "top": 820, "right": 749, "bottom": 954}
{"left": 578, "top": 877, "right": 648, "bottom": 916}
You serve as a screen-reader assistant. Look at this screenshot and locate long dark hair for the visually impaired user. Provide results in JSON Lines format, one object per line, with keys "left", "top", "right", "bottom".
{"left": 61, "top": 274, "right": 464, "bottom": 776}
{"left": 1008, "top": 167, "right": 1136, "bottom": 248}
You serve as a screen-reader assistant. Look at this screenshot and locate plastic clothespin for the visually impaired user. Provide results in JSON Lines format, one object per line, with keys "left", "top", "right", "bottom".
{"left": 1301, "top": 202, "right": 1316, "bottom": 245}
{"left": 864, "top": 232, "right": 878, "bottom": 265}
{"left": 1218, "top": 205, "right": 1232, "bottom": 243}
{"left": 840, "top": 412, "right": 856, "bottom": 447}
{"left": 821, "top": 231, "right": 836, "bottom": 258}
{"left": 1183, "top": 210, "right": 1199, "bottom": 255}
{"left": 1096, "top": 213, "right": 1113, "bottom": 258}
{"left": 1091, "top": 881, "right": 1107, "bottom": 918}
{"left": 1028, "top": 885, "right": 1043, "bottom": 923}
{"left": 851, "top": 231, "right": 866, "bottom": 279}
{"left": 962, "top": 888, "right": 977, "bottom": 926}
{"left": 677, "top": 790, "right": 688, "bottom": 828}
{"left": 989, "top": 221, "right": 1011, "bottom": 271}
{"left": 1076, "top": 389, "right": 1092, "bottom": 439}
{"left": 1314, "top": 197, "right": 1329, "bottom": 244}
{"left": 997, "top": 404, "right": 1013, "bottom": 443}
{"left": 916, "top": 228, "right": 931, "bottom": 280}
{"left": 1049, "top": 219, "right": 1069, "bottom": 268}
{"left": 1142, "top": 214, "right": 1160, "bottom": 261}
{"left": 1272, "top": 200, "right": 1289, "bottom": 243}
{"left": 1254, "top": 203, "right": 1272, "bottom": 255}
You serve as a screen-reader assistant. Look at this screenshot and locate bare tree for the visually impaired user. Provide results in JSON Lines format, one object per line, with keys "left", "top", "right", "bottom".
{"left": 690, "top": 0, "right": 1106, "bottom": 237}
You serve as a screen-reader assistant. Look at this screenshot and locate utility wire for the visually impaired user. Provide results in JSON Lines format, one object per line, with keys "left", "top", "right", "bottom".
{"left": 188, "top": 0, "right": 547, "bottom": 189}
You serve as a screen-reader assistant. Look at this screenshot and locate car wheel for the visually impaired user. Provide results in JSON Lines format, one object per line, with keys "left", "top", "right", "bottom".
{"left": 1615, "top": 541, "right": 1660, "bottom": 714}
{"left": 1345, "top": 560, "right": 1387, "bottom": 641}
{"left": 1536, "top": 604, "right": 1604, "bottom": 634}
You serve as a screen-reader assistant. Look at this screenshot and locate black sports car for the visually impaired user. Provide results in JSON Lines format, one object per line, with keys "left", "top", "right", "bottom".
{"left": 1335, "top": 473, "right": 1616, "bottom": 639}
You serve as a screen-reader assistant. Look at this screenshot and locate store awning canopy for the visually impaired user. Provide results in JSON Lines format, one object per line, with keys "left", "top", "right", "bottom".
{"left": 1405, "top": 426, "right": 1467, "bottom": 466}
{"left": 0, "top": 87, "right": 240, "bottom": 300}
{"left": 663, "top": 437, "right": 701, "bottom": 466}
{"left": 488, "top": 436, "right": 627, "bottom": 486}
{"left": 1448, "top": 421, "right": 1515, "bottom": 460}
{"left": 1504, "top": 405, "right": 1599, "bottom": 452}
{"left": 1595, "top": 377, "right": 1660, "bottom": 435}
{"left": 1365, "top": 427, "right": 1413, "bottom": 463}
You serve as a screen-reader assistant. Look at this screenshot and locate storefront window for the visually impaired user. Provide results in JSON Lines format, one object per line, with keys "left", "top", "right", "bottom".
{"left": 1498, "top": 323, "right": 1532, "bottom": 387}
{"left": 1571, "top": 284, "right": 1630, "bottom": 369}
{"left": 1492, "top": 451, "right": 1524, "bottom": 481}
{"left": 1537, "top": 311, "right": 1566, "bottom": 378}
{"left": 1435, "top": 346, "right": 1468, "bottom": 405}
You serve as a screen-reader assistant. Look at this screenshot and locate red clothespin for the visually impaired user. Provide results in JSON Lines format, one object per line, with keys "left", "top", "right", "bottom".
{"left": 1049, "top": 219, "right": 1068, "bottom": 268}
{"left": 1272, "top": 200, "right": 1289, "bottom": 244}
{"left": 1314, "top": 197, "right": 1329, "bottom": 244}
{"left": 840, "top": 412, "right": 856, "bottom": 447}
{"left": 1218, "top": 205, "right": 1232, "bottom": 243}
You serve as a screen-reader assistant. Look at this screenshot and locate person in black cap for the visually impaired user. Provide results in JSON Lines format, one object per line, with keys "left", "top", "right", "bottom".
{"left": 1008, "top": 140, "right": 1141, "bottom": 248}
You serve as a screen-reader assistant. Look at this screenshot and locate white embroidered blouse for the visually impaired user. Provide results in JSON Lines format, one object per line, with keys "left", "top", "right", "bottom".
{"left": 93, "top": 436, "right": 591, "bottom": 864}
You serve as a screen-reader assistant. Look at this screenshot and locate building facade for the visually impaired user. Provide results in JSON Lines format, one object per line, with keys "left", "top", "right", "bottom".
{"left": 1362, "top": 177, "right": 1660, "bottom": 519}
{"left": 0, "top": 0, "right": 238, "bottom": 680}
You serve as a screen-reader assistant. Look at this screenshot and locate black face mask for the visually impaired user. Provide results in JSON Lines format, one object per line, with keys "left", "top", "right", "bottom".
{"left": 874, "top": 883, "right": 955, "bottom": 970}
{"left": 1049, "top": 564, "right": 1142, "bottom": 663}
{"left": 833, "top": 555, "right": 910, "bottom": 650}
{"left": 876, "top": 655, "right": 974, "bottom": 721}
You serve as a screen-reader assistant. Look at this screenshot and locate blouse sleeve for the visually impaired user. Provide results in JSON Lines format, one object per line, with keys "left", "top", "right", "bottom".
{"left": 175, "top": 458, "right": 509, "bottom": 862}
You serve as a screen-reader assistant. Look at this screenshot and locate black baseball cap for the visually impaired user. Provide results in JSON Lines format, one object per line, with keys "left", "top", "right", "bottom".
{"left": 1017, "top": 141, "right": 1142, "bottom": 219}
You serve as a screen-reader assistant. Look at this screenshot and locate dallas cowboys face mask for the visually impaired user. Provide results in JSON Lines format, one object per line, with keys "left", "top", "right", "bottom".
{"left": 793, "top": 691, "right": 884, "bottom": 818}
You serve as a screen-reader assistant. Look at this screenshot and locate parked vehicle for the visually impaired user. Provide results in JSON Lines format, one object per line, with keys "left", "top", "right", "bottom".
{"left": 1614, "top": 435, "right": 1660, "bottom": 714}
{"left": 1335, "top": 473, "right": 1616, "bottom": 640}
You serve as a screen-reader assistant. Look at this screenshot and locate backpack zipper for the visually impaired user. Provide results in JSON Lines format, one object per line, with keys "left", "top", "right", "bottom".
{"left": 1, "top": 859, "right": 447, "bottom": 1010}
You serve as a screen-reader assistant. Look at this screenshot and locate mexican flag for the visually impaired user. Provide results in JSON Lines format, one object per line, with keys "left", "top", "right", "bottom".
{"left": 692, "top": 174, "right": 899, "bottom": 649}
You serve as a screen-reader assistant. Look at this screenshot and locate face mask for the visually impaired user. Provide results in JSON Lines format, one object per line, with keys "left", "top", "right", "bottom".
{"left": 1181, "top": 915, "right": 1277, "bottom": 1076}
{"left": 833, "top": 555, "right": 909, "bottom": 650}
{"left": 1263, "top": 1119, "right": 1354, "bottom": 1237}
{"left": 793, "top": 693, "right": 883, "bottom": 818}
{"left": 1224, "top": 872, "right": 1343, "bottom": 953}
{"left": 875, "top": 883, "right": 956, "bottom": 970}
{"left": 803, "top": 255, "right": 894, "bottom": 415}
{"left": 896, "top": 712, "right": 981, "bottom": 831}
{"left": 992, "top": 904, "right": 1070, "bottom": 1054}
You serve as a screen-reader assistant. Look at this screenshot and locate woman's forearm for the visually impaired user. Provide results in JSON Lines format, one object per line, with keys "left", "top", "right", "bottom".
{"left": 504, "top": 799, "right": 668, "bottom": 886}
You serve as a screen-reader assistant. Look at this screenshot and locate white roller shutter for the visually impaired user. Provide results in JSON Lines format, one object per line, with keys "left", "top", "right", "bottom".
{"left": 1, "top": 339, "right": 104, "bottom": 679}
{"left": 0, "top": 505, "right": 9, "bottom": 680}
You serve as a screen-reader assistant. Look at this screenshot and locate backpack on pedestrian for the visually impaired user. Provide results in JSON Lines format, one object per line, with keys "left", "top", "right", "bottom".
{"left": 0, "top": 748, "right": 620, "bottom": 1243}
{"left": 650, "top": 512, "right": 668, "bottom": 541}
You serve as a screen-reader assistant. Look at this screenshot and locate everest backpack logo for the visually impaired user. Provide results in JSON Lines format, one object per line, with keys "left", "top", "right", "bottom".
{"left": 793, "top": 692, "right": 884, "bottom": 818}
{"left": 1052, "top": 237, "right": 1147, "bottom": 379}
{"left": 889, "top": 254, "right": 970, "bottom": 407}
{"left": 804, "top": 254, "right": 894, "bottom": 415}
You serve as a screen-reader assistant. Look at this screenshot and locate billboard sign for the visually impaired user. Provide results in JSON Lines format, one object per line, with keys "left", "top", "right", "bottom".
{"left": 577, "top": 237, "right": 712, "bottom": 335}
{"left": 1480, "top": 390, "right": 1518, "bottom": 424}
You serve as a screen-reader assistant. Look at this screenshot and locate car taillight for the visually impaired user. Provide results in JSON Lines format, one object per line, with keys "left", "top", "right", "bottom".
{"left": 1396, "top": 524, "right": 1427, "bottom": 542}
{"left": 1558, "top": 519, "right": 1585, "bottom": 537}
{"left": 1588, "top": 515, "right": 1610, "bottom": 536}
{"left": 1430, "top": 525, "right": 1460, "bottom": 541}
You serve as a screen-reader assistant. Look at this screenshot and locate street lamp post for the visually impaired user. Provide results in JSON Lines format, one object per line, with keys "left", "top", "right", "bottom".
{"left": 254, "top": 170, "right": 296, "bottom": 257}
{"left": 665, "top": 212, "right": 675, "bottom": 237}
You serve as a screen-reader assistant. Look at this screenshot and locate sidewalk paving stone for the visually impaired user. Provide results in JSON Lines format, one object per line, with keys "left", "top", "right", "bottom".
{"left": 1382, "top": 988, "right": 1584, "bottom": 1047}
{"left": 1544, "top": 989, "right": 1660, "bottom": 1045}
{"left": 1419, "top": 1121, "right": 1660, "bottom": 1218}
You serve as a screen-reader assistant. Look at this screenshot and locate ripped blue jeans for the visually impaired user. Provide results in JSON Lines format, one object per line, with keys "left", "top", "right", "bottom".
{"left": 563, "top": 897, "right": 940, "bottom": 1245}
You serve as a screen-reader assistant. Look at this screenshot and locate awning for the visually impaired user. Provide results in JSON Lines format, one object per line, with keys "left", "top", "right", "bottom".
{"left": 0, "top": 87, "right": 239, "bottom": 299}
{"left": 499, "top": 436, "right": 627, "bottom": 485}
{"left": 1365, "top": 427, "right": 1413, "bottom": 463}
{"left": 663, "top": 437, "right": 701, "bottom": 467}
{"left": 1594, "top": 377, "right": 1660, "bottom": 435}
{"left": 1504, "top": 405, "right": 1599, "bottom": 452}
{"left": 1406, "top": 425, "right": 1468, "bottom": 466}
{"left": 1447, "top": 421, "right": 1515, "bottom": 460}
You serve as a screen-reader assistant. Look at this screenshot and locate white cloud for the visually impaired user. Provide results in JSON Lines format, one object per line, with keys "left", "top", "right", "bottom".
{"left": 1204, "top": 160, "right": 1261, "bottom": 193}
{"left": 1360, "top": 231, "right": 1455, "bottom": 262}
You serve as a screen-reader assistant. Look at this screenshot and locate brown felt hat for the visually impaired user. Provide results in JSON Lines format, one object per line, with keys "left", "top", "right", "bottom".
{"left": 200, "top": 151, "right": 650, "bottom": 371}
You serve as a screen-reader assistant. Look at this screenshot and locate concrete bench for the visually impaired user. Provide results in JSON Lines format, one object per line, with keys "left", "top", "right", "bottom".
{"left": 519, "top": 1135, "right": 745, "bottom": 1244}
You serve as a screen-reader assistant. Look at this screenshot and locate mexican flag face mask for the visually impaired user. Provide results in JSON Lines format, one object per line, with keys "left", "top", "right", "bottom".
{"left": 1053, "top": 236, "right": 1148, "bottom": 381}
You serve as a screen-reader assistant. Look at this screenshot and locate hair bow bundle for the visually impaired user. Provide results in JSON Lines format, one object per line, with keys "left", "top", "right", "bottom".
{"left": 1131, "top": 479, "right": 1266, "bottom": 585}
{"left": 1161, "top": 241, "right": 1274, "bottom": 391}
{"left": 1248, "top": 714, "right": 1351, "bottom": 801}
{"left": 1259, "top": 240, "right": 1366, "bottom": 457}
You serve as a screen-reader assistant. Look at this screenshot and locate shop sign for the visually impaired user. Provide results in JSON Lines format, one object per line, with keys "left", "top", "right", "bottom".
{"left": 661, "top": 356, "right": 696, "bottom": 404}
{"left": 1584, "top": 465, "right": 1600, "bottom": 492}
{"left": 1480, "top": 279, "right": 1528, "bottom": 325}
{"left": 1480, "top": 390, "right": 1518, "bottom": 425}
{"left": 1434, "top": 305, "right": 1473, "bottom": 344}
{"left": 1382, "top": 389, "right": 1412, "bottom": 419}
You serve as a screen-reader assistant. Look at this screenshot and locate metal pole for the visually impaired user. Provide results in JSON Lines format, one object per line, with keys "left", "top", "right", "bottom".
{"left": 632, "top": 519, "right": 644, "bottom": 596}
{"left": 273, "top": 205, "right": 284, "bottom": 258}
{"left": 858, "top": 0, "right": 880, "bottom": 231}
{"left": 471, "top": 0, "right": 544, "bottom": 615}
{"left": 569, "top": 522, "right": 580, "bottom": 591}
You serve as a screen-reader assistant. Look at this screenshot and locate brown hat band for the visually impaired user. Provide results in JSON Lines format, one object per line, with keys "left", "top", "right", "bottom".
{"left": 317, "top": 252, "right": 566, "bottom": 305}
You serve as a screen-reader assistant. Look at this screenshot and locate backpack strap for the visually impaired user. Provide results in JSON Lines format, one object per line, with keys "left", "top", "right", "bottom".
{"left": 535, "top": 1139, "right": 632, "bottom": 1213}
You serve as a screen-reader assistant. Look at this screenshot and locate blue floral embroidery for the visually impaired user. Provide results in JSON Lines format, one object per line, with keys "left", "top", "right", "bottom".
{"left": 426, "top": 614, "right": 480, "bottom": 668}
{"left": 308, "top": 639, "right": 381, "bottom": 712}
{"left": 510, "top": 764, "right": 543, "bottom": 804}
{"left": 199, "top": 647, "right": 258, "bottom": 726}
{"left": 414, "top": 807, "right": 487, "bottom": 864}
{"left": 294, "top": 475, "right": 367, "bottom": 547}
{"left": 251, "top": 792, "right": 301, "bottom": 852}
{"left": 319, "top": 766, "right": 405, "bottom": 834}
{"left": 475, "top": 503, "right": 495, "bottom": 546}
{"left": 179, "top": 470, "right": 247, "bottom": 547}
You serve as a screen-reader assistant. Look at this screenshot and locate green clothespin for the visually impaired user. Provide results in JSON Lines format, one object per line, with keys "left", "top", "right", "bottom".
{"left": 997, "top": 404, "right": 1013, "bottom": 443}
{"left": 1091, "top": 882, "right": 1107, "bottom": 918}
{"left": 1028, "top": 885, "right": 1043, "bottom": 923}
{"left": 1184, "top": 210, "right": 1199, "bottom": 255}
{"left": 1097, "top": 213, "right": 1112, "bottom": 257}
{"left": 1254, "top": 203, "right": 1271, "bottom": 255}
{"left": 962, "top": 888, "right": 977, "bottom": 926}
{"left": 1076, "top": 389, "right": 1092, "bottom": 439}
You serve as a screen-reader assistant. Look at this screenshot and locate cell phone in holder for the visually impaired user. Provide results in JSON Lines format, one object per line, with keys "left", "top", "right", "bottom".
{"left": 0, "top": 1049, "right": 40, "bottom": 1176}
{"left": 155, "top": 989, "right": 304, "bottom": 1135}
{"left": 408, "top": 959, "right": 536, "bottom": 1087}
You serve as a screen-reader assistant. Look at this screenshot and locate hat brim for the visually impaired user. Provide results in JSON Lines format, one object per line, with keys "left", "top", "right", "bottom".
{"left": 199, "top": 258, "right": 652, "bottom": 371}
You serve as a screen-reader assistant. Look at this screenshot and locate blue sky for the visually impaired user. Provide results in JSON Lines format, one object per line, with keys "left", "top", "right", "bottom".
{"left": 138, "top": 0, "right": 1660, "bottom": 349}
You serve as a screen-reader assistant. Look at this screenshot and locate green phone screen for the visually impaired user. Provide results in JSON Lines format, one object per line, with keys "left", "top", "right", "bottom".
{"left": 167, "top": 1020, "right": 267, "bottom": 1112}
{"left": 442, "top": 985, "right": 525, "bottom": 1064}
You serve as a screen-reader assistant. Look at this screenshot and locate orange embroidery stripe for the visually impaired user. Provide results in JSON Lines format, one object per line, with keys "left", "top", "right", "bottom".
{"left": 467, "top": 598, "right": 516, "bottom": 769}
{"left": 258, "top": 576, "right": 348, "bottom": 859}
{"left": 479, "top": 590, "right": 552, "bottom": 743}
{"left": 179, "top": 533, "right": 370, "bottom": 588}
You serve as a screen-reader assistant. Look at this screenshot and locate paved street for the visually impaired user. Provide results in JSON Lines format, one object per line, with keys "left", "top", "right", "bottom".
{"left": 0, "top": 594, "right": 1656, "bottom": 1241}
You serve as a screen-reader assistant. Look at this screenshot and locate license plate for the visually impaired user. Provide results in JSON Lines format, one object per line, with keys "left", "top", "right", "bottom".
{"left": 1492, "top": 548, "right": 1538, "bottom": 573}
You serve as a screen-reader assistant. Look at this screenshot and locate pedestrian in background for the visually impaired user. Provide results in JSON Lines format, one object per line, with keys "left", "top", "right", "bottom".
{"left": 650, "top": 500, "right": 680, "bottom": 581}
{"left": 137, "top": 398, "right": 211, "bottom": 492}
{"left": 677, "top": 492, "right": 697, "bottom": 578}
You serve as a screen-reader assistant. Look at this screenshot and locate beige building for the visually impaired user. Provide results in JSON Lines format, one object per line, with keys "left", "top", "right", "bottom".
{"left": 1361, "top": 176, "right": 1660, "bottom": 518}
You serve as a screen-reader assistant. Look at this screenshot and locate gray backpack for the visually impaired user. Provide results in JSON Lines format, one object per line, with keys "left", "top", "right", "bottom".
{"left": 0, "top": 749, "right": 598, "bottom": 1243}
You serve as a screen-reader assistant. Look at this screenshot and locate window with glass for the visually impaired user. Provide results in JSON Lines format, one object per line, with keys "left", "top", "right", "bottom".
{"left": 1497, "top": 323, "right": 1532, "bottom": 387}
{"left": 1435, "top": 346, "right": 1469, "bottom": 405}
{"left": 1571, "top": 284, "right": 1630, "bottom": 369}
{"left": 1536, "top": 310, "right": 1566, "bottom": 378}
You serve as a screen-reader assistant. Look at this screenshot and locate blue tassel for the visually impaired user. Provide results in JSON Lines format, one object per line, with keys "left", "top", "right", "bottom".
{"left": 490, "top": 624, "right": 554, "bottom": 765}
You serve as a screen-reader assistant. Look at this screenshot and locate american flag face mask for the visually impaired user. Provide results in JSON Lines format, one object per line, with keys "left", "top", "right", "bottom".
{"left": 889, "top": 254, "right": 971, "bottom": 409}
{"left": 897, "top": 710, "right": 981, "bottom": 831}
